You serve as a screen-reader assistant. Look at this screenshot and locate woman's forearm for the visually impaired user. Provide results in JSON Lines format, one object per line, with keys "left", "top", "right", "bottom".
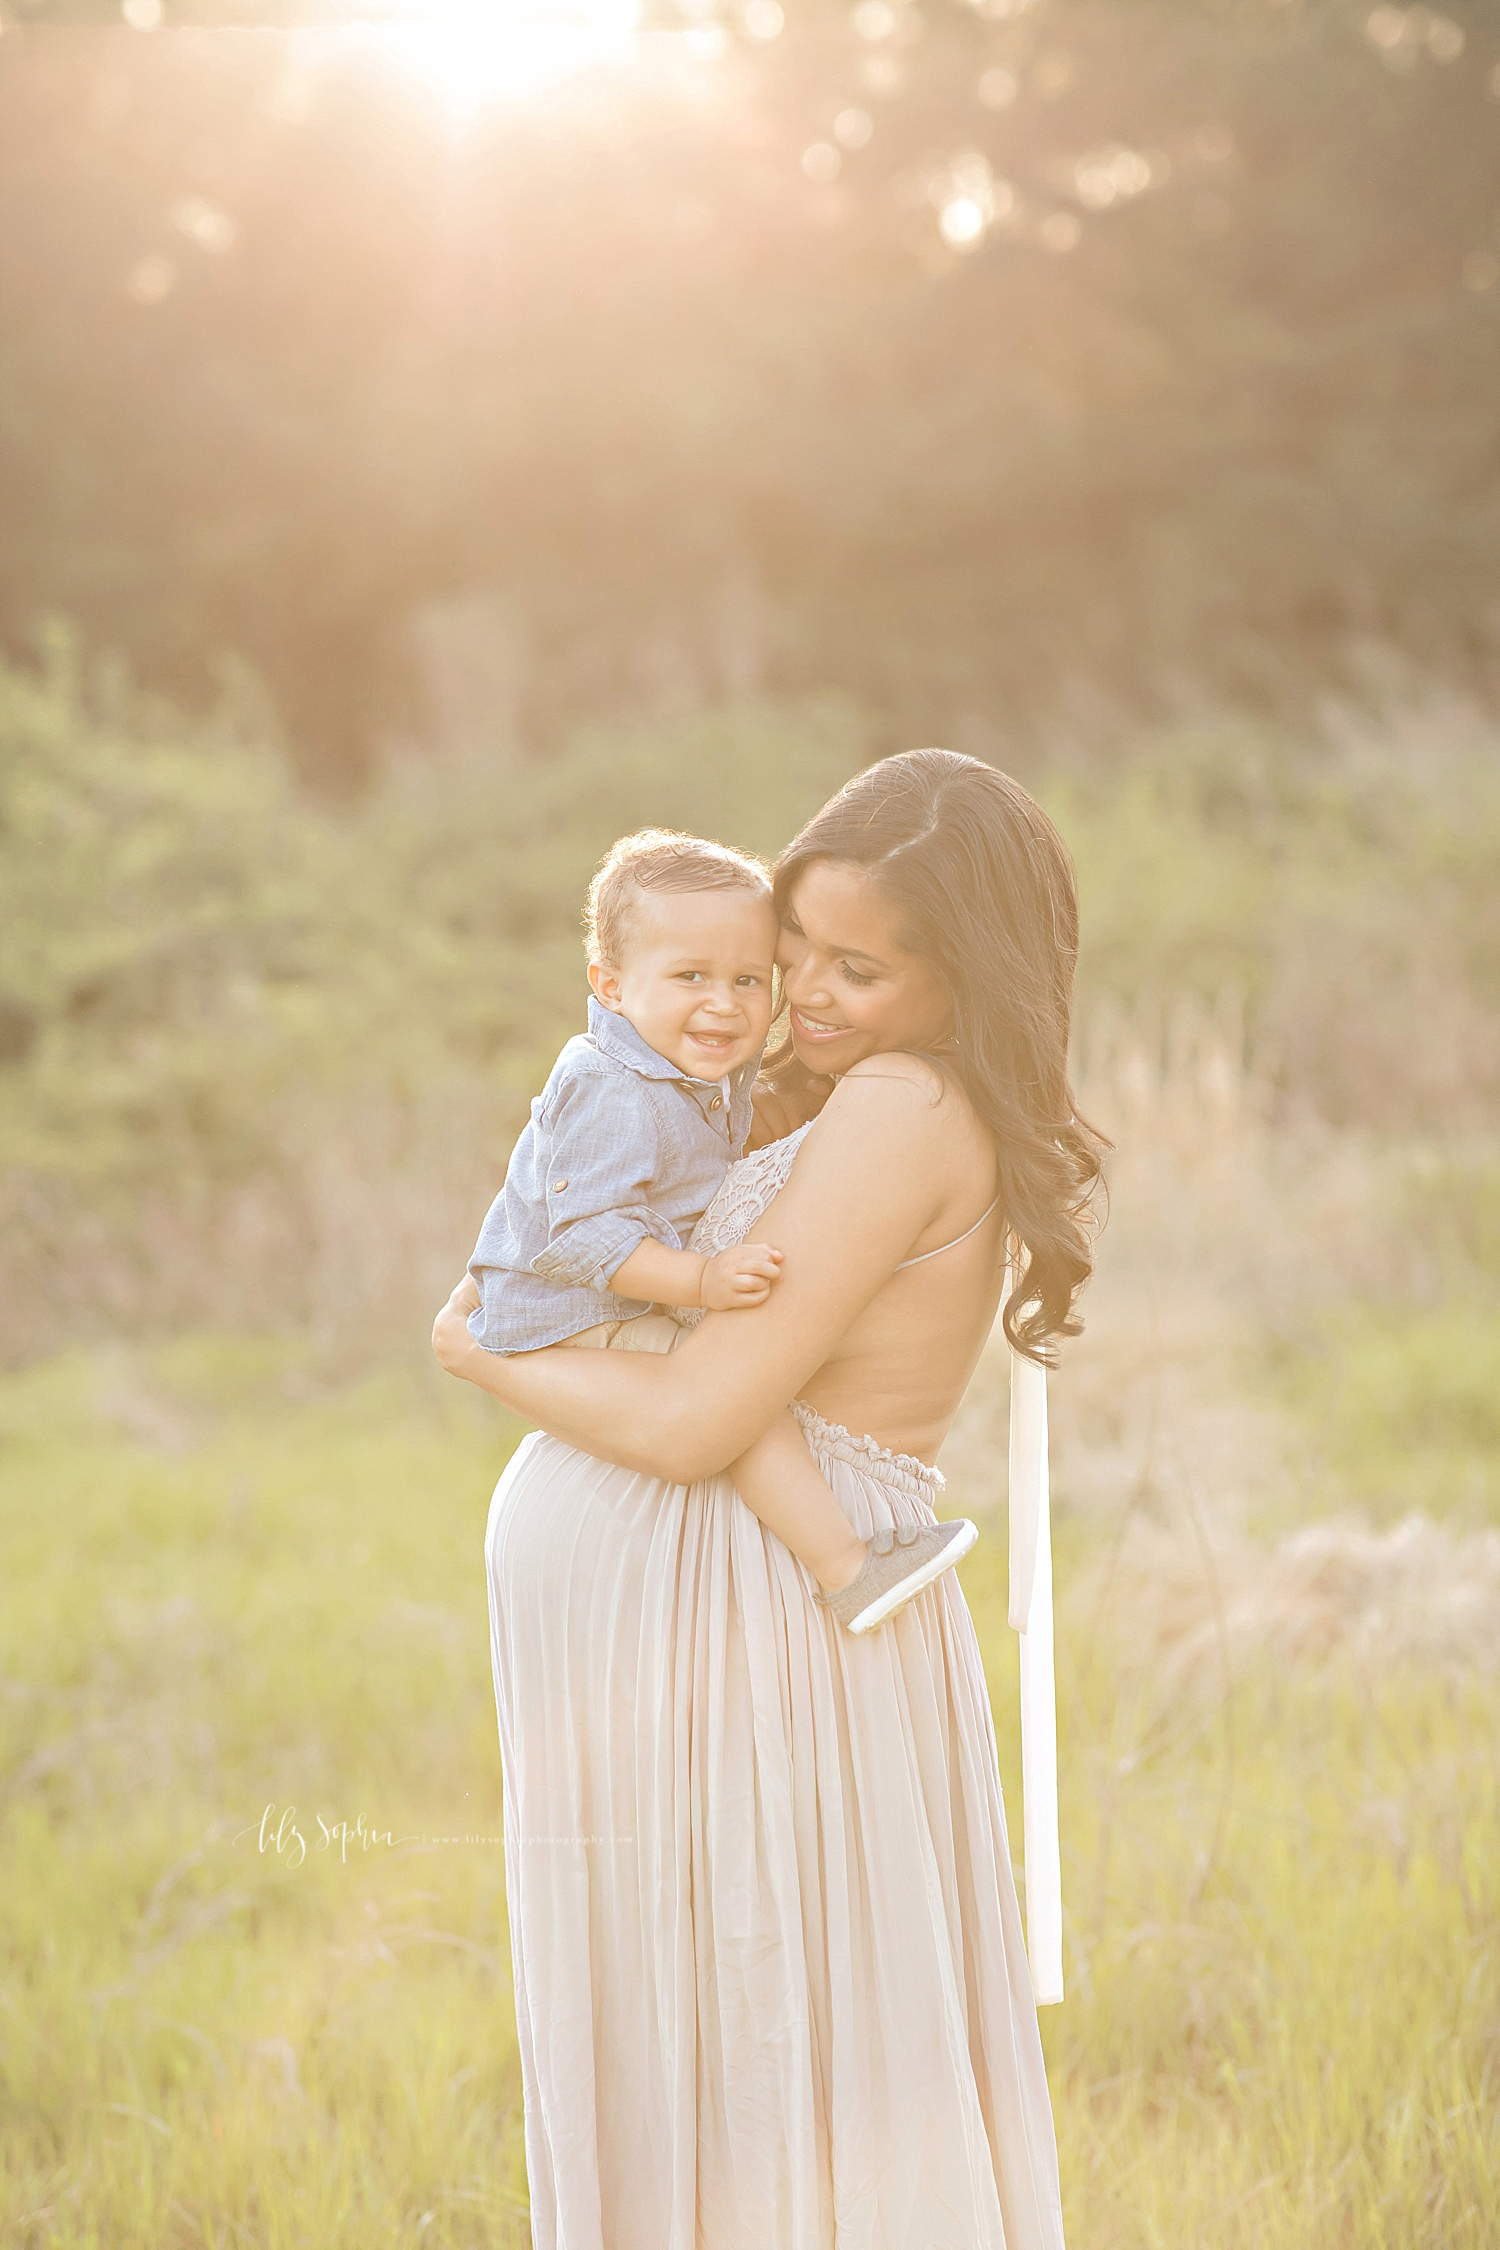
{"left": 433, "top": 1282, "right": 737, "bottom": 1481}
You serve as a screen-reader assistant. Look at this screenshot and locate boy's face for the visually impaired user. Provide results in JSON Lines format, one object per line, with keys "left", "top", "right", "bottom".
{"left": 588, "top": 887, "right": 777, "bottom": 1080}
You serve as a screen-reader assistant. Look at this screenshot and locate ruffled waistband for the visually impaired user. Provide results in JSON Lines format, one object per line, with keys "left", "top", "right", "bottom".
{"left": 790, "top": 1400, "right": 946, "bottom": 1500}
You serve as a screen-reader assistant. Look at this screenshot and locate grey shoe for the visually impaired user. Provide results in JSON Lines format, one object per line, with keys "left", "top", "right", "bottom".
{"left": 814, "top": 1517, "right": 980, "bottom": 1635}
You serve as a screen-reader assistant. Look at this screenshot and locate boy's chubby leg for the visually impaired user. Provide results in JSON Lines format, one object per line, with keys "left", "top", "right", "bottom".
{"left": 728, "top": 1412, "right": 869, "bottom": 1594}
{"left": 559, "top": 1314, "right": 681, "bottom": 1353}
{"left": 568, "top": 1320, "right": 866, "bottom": 1590}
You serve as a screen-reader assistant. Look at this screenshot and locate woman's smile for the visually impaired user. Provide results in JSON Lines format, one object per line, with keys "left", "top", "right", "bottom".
{"left": 790, "top": 1005, "right": 851, "bottom": 1045}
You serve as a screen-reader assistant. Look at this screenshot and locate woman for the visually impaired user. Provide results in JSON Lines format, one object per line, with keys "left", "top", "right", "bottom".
{"left": 433, "top": 750, "right": 1105, "bottom": 2250}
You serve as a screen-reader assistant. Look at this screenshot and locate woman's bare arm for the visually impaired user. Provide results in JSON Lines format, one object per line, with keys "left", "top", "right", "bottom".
{"left": 433, "top": 1058, "right": 972, "bottom": 1482}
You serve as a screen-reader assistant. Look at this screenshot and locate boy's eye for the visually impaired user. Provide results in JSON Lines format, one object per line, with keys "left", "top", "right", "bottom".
{"left": 676, "top": 971, "right": 705, "bottom": 983}
{"left": 735, "top": 974, "right": 763, "bottom": 988}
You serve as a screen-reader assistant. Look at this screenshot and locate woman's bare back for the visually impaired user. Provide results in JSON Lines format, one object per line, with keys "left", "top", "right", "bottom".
{"left": 703, "top": 1058, "right": 1006, "bottom": 1465}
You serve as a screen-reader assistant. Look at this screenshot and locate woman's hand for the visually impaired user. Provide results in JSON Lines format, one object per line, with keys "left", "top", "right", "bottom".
{"left": 432, "top": 1274, "right": 483, "bottom": 1376}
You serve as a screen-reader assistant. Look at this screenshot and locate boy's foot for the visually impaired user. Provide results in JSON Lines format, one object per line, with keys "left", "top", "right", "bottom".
{"left": 813, "top": 1518, "right": 979, "bottom": 1635}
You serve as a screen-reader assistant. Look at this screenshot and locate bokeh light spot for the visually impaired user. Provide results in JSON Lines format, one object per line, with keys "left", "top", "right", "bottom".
{"left": 978, "top": 67, "right": 1018, "bottom": 112}
{"left": 743, "top": 0, "right": 784, "bottom": 40}
{"left": 126, "top": 253, "right": 176, "bottom": 304}
{"left": 1033, "top": 50, "right": 1074, "bottom": 99}
{"left": 860, "top": 53, "right": 903, "bottom": 96}
{"left": 170, "top": 196, "right": 239, "bottom": 254}
{"left": 853, "top": 1, "right": 898, "bottom": 43}
{"left": 939, "top": 196, "right": 986, "bottom": 249}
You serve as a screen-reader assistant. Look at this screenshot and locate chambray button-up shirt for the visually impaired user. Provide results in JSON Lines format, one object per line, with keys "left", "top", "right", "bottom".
{"left": 466, "top": 996, "right": 760, "bottom": 1355}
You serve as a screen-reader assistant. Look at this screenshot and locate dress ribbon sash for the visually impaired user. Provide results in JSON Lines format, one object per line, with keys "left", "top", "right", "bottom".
{"left": 1006, "top": 1251, "right": 1063, "bottom": 2006}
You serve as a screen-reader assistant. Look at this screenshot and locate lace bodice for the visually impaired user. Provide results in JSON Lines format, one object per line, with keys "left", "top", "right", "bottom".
{"left": 673, "top": 1123, "right": 812, "bottom": 1329}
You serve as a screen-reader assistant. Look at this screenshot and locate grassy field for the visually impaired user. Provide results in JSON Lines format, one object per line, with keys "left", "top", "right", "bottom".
{"left": 7, "top": 577, "right": 1500, "bottom": 2245}
{"left": 3, "top": 1278, "right": 1496, "bottom": 2247}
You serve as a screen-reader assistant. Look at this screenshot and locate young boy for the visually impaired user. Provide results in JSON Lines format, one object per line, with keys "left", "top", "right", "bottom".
{"left": 466, "top": 827, "right": 977, "bottom": 1634}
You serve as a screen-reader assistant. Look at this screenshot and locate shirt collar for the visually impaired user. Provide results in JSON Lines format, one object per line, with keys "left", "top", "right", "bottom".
{"left": 585, "top": 994, "right": 761, "bottom": 1096}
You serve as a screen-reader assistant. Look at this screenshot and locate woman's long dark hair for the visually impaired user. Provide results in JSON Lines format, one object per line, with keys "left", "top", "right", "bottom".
{"left": 769, "top": 748, "right": 1108, "bottom": 1364}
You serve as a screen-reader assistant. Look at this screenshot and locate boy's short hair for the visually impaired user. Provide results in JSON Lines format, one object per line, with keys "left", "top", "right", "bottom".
{"left": 584, "top": 828, "right": 773, "bottom": 965}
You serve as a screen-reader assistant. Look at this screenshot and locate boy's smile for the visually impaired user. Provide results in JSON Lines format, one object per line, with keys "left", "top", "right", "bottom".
{"left": 588, "top": 887, "right": 777, "bottom": 1081}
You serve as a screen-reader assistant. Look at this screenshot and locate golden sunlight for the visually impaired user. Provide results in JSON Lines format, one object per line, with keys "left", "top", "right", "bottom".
{"left": 355, "top": 0, "right": 647, "bottom": 117}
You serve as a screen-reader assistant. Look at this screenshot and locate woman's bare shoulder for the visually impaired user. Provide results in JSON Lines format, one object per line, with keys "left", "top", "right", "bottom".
{"left": 837, "top": 1050, "right": 956, "bottom": 1103}
{"left": 799, "top": 1052, "right": 977, "bottom": 1172}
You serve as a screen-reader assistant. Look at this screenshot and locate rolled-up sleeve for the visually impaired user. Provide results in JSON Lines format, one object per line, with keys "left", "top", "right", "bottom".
{"left": 528, "top": 1070, "right": 681, "bottom": 1291}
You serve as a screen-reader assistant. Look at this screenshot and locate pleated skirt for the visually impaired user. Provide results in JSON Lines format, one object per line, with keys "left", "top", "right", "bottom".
{"left": 483, "top": 1403, "right": 1066, "bottom": 2250}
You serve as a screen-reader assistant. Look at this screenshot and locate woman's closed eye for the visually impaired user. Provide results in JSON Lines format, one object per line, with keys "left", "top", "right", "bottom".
{"left": 839, "top": 962, "right": 876, "bottom": 987}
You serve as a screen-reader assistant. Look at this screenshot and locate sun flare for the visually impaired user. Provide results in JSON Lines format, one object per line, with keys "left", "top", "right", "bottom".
{"left": 356, "top": 0, "right": 646, "bottom": 116}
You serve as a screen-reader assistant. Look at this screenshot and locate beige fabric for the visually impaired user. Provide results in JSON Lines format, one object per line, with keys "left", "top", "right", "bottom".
{"left": 484, "top": 1402, "right": 1066, "bottom": 2250}
{"left": 484, "top": 1129, "right": 1066, "bottom": 2247}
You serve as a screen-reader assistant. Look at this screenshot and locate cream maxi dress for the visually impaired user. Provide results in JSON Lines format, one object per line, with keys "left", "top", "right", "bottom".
{"left": 483, "top": 1128, "right": 1067, "bottom": 2250}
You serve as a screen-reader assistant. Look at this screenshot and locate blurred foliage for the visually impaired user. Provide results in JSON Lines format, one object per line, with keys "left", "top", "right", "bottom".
{"left": 1276, "top": 1297, "right": 1500, "bottom": 1526}
{"left": 0, "top": 651, "right": 873, "bottom": 1352}
{"left": 3, "top": 644, "right": 1499, "bottom": 1358}
{"left": 1271, "top": 1147, "right": 1500, "bottom": 1525}
{"left": 1059, "top": 707, "right": 1500, "bottom": 1122}
{"left": 1, "top": 3, "right": 1499, "bottom": 778}
{"left": 0, "top": 647, "right": 864, "bottom": 1193}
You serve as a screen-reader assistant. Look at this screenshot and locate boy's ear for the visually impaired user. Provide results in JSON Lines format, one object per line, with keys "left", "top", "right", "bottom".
{"left": 588, "top": 959, "right": 626, "bottom": 1013}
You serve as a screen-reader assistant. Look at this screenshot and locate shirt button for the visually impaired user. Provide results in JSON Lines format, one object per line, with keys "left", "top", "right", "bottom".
{"left": 709, "top": 1096, "right": 723, "bottom": 1111}
{"left": 552, "top": 1178, "right": 569, "bottom": 1192}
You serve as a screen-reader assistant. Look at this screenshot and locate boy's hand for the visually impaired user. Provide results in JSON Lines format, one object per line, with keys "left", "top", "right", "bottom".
{"left": 700, "top": 1242, "right": 784, "bottom": 1311}
{"left": 433, "top": 1274, "right": 483, "bottom": 1373}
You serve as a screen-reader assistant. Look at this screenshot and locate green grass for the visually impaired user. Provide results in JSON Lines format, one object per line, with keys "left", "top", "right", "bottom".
{"left": 1271, "top": 1301, "right": 1500, "bottom": 1528}
{"left": 2, "top": 1342, "right": 1496, "bottom": 2247}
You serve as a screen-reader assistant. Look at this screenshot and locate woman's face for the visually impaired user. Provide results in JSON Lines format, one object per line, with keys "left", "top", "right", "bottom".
{"left": 777, "top": 859, "right": 954, "bottom": 1074}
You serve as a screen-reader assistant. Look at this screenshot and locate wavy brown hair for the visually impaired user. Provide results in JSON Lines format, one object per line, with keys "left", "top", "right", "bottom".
{"left": 769, "top": 748, "right": 1108, "bottom": 1364}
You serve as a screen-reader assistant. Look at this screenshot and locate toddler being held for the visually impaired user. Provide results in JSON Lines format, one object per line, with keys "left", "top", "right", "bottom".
{"left": 465, "top": 828, "right": 974, "bottom": 1632}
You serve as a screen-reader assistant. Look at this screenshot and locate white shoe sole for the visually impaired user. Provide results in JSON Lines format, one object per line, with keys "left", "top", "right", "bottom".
{"left": 847, "top": 1518, "right": 980, "bottom": 1634}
